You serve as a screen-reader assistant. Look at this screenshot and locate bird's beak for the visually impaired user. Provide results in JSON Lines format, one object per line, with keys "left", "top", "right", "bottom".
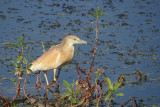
{"left": 79, "top": 39, "right": 88, "bottom": 44}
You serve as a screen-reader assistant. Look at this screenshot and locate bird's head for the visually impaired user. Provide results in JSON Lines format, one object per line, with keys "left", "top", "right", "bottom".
{"left": 62, "top": 35, "right": 87, "bottom": 45}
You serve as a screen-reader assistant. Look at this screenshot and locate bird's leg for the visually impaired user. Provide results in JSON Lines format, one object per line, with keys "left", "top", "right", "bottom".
{"left": 44, "top": 71, "right": 49, "bottom": 85}
{"left": 53, "top": 69, "right": 57, "bottom": 81}
{"left": 56, "top": 68, "right": 61, "bottom": 80}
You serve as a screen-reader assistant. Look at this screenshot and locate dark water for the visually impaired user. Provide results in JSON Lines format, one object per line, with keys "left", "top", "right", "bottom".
{"left": 0, "top": 0, "right": 160, "bottom": 106}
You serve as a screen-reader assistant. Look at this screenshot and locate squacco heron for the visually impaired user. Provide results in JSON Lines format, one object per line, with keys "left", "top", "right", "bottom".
{"left": 29, "top": 35, "right": 87, "bottom": 85}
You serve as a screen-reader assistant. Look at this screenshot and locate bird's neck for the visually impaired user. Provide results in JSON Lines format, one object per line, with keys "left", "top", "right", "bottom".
{"left": 60, "top": 42, "right": 74, "bottom": 52}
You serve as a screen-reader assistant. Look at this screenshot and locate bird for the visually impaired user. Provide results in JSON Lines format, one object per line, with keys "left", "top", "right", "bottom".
{"left": 28, "top": 35, "right": 87, "bottom": 85}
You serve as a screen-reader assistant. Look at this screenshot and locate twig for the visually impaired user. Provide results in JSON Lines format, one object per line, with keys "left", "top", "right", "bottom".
{"left": 93, "top": 84, "right": 102, "bottom": 107}
{"left": 88, "top": 19, "right": 99, "bottom": 73}
{"left": 76, "top": 66, "right": 82, "bottom": 79}
{"left": 0, "top": 92, "right": 10, "bottom": 107}
{"left": 79, "top": 67, "right": 87, "bottom": 75}
{"left": 39, "top": 74, "right": 48, "bottom": 107}
{"left": 12, "top": 51, "right": 23, "bottom": 102}
{"left": 23, "top": 73, "right": 36, "bottom": 106}
{"left": 107, "top": 96, "right": 112, "bottom": 107}
{"left": 48, "top": 80, "right": 60, "bottom": 93}
{"left": 131, "top": 97, "right": 138, "bottom": 107}
{"left": 136, "top": 70, "right": 142, "bottom": 80}
{"left": 89, "top": 67, "right": 98, "bottom": 79}
{"left": 121, "top": 97, "right": 138, "bottom": 107}
{"left": 12, "top": 77, "right": 21, "bottom": 102}
{"left": 36, "top": 71, "right": 41, "bottom": 96}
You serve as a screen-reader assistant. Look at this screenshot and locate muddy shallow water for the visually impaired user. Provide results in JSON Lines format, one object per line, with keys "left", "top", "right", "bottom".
{"left": 0, "top": 0, "right": 160, "bottom": 106}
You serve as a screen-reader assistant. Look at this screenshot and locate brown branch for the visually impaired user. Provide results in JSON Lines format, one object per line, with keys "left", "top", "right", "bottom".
{"left": 48, "top": 80, "right": 60, "bottom": 93}
{"left": 78, "top": 67, "right": 87, "bottom": 75}
{"left": 12, "top": 77, "right": 21, "bottom": 102}
{"left": 136, "top": 70, "right": 142, "bottom": 80}
{"left": 39, "top": 74, "right": 48, "bottom": 107}
{"left": 91, "top": 84, "right": 102, "bottom": 107}
{"left": 102, "top": 71, "right": 108, "bottom": 78}
{"left": 89, "top": 67, "right": 98, "bottom": 79}
{"left": 131, "top": 97, "right": 138, "bottom": 107}
{"left": 23, "top": 73, "right": 36, "bottom": 106}
{"left": 12, "top": 51, "right": 23, "bottom": 102}
{"left": 121, "top": 97, "right": 138, "bottom": 107}
{"left": 0, "top": 92, "right": 10, "bottom": 107}
{"left": 76, "top": 66, "right": 82, "bottom": 79}
{"left": 35, "top": 71, "right": 41, "bottom": 96}
{"left": 97, "top": 79, "right": 106, "bottom": 89}
{"left": 88, "top": 21, "right": 99, "bottom": 73}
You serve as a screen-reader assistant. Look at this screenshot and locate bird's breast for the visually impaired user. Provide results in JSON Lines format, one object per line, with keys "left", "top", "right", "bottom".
{"left": 63, "top": 46, "right": 74, "bottom": 61}
{"left": 59, "top": 45, "right": 74, "bottom": 66}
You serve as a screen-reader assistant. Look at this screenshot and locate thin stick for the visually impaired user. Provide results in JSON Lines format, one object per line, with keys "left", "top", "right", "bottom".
{"left": 36, "top": 71, "right": 41, "bottom": 96}
{"left": 39, "top": 74, "right": 48, "bottom": 107}
{"left": 76, "top": 66, "right": 82, "bottom": 79}
{"left": 12, "top": 51, "right": 23, "bottom": 102}
{"left": 12, "top": 77, "right": 21, "bottom": 102}
{"left": 88, "top": 19, "right": 99, "bottom": 73}
{"left": 0, "top": 92, "right": 10, "bottom": 107}
{"left": 23, "top": 73, "right": 36, "bottom": 106}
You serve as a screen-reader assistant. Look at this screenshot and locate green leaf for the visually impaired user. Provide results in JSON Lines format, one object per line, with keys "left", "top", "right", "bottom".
{"left": 11, "top": 60, "right": 17, "bottom": 68}
{"left": 78, "top": 100, "right": 84, "bottom": 105}
{"left": 0, "top": 77, "right": 7, "bottom": 81}
{"left": 71, "top": 97, "right": 76, "bottom": 103}
{"left": 74, "top": 90, "right": 82, "bottom": 94}
{"left": 105, "top": 91, "right": 112, "bottom": 101}
{"left": 101, "top": 13, "right": 106, "bottom": 17}
{"left": 114, "top": 80, "right": 123, "bottom": 92}
{"left": 23, "top": 41, "right": 35, "bottom": 47}
{"left": 116, "top": 93, "right": 124, "bottom": 97}
{"left": 95, "top": 70, "right": 101, "bottom": 77}
{"left": 89, "top": 7, "right": 106, "bottom": 19}
{"left": 106, "top": 77, "right": 113, "bottom": 91}
{"left": 10, "top": 78, "right": 17, "bottom": 86}
{"left": 61, "top": 92, "right": 72, "bottom": 99}
{"left": 90, "top": 11, "right": 96, "bottom": 18}
{"left": 71, "top": 79, "right": 75, "bottom": 91}
{"left": 63, "top": 80, "right": 72, "bottom": 92}
{"left": 19, "top": 36, "right": 24, "bottom": 45}
{"left": 93, "top": 7, "right": 106, "bottom": 20}
{"left": 41, "top": 41, "right": 46, "bottom": 53}
{"left": 8, "top": 71, "right": 15, "bottom": 74}
{"left": 75, "top": 80, "right": 79, "bottom": 86}
{"left": 4, "top": 43, "right": 20, "bottom": 47}
{"left": 17, "top": 55, "right": 23, "bottom": 63}
{"left": 97, "top": 7, "right": 101, "bottom": 19}
{"left": 23, "top": 57, "right": 28, "bottom": 65}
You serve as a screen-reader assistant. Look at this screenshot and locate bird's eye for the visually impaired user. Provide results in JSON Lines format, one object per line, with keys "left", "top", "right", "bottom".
{"left": 74, "top": 38, "right": 79, "bottom": 42}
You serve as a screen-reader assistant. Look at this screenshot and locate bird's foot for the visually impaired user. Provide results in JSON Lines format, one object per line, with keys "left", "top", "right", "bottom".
{"left": 53, "top": 77, "right": 57, "bottom": 81}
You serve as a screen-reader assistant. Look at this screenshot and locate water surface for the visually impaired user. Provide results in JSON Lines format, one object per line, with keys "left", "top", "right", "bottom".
{"left": 0, "top": 0, "right": 160, "bottom": 106}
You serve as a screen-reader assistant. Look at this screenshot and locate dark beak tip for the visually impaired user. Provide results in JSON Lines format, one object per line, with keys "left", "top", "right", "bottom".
{"left": 80, "top": 40, "right": 88, "bottom": 44}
